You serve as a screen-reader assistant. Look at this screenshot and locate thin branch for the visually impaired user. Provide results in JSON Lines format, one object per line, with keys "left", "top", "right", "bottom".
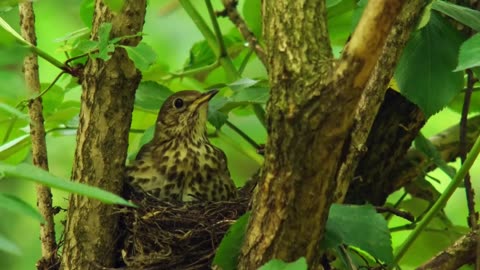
{"left": 461, "top": 69, "right": 479, "bottom": 229}
{"left": 219, "top": 0, "right": 267, "bottom": 66}
{"left": 417, "top": 229, "right": 478, "bottom": 270}
{"left": 19, "top": 2, "right": 58, "bottom": 269}
{"left": 375, "top": 206, "right": 415, "bottom": 222}
{"left": 394, "top": 131, "right": 480, "bottom": 264}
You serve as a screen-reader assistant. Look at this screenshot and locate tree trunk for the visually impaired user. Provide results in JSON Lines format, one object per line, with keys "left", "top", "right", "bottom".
{"left": 238, "top": 0, "right": 406, "bottom": 268}
{"left": 60, "top": 1, "right": 146, "bottom": 269}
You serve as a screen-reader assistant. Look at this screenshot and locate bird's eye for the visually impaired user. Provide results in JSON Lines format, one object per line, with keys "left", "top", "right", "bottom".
{"left": 173, "top": 98, "right": 184, "bottom": 109}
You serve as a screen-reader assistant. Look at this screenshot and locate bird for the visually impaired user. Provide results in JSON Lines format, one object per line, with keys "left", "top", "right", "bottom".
{"left": 126, "top": 89, "right": 237, "bottom": 202}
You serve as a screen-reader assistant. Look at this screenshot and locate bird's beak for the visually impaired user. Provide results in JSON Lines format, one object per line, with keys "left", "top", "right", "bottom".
{"left": 192, "top": 89, "right": 219, "bottom": 108}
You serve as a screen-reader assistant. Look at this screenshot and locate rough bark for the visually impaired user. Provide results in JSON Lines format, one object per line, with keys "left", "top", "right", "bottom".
{"left": 60, "top": 1, "right": 146, "bottom": 269}
{"left": 334, "top": 0, "right": 427, "bottom": 203}
{"left": 346, "top": 90, "right": 425, "bottom": 204}
{"left": 19, "top": 2, "right": 58, "bottom": 268}
{"left": 238, "top": 0, "right": 406, "bottom": 268}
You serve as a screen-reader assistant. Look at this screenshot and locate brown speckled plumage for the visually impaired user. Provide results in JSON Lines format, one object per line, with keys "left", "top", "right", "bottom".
{"left": 126, "top": 90, "right": 236, "bottom": 201}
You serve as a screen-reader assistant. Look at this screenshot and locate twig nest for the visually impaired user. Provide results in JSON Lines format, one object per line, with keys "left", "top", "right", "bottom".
{"left": 120, "top": 189, "right": 249, "bottom": 269}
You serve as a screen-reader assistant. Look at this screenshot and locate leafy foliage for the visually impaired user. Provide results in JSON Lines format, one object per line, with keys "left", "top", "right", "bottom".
{"left": 259, "top": 257, "right": 308, "bottom": 270}
{"left": 395, "top": 12, "right": 465, "bottom": 117}
{"left": 0, "top": 163, "right": 135, "bottom": 207}
{"left": 213, "top": 212, "right": 250, "bottom": 270}
{"left": 455, "top": 33, "right": 480, "bottom": 71}
{"left": 322, "top": 204, "right": 394, "bottom": 266}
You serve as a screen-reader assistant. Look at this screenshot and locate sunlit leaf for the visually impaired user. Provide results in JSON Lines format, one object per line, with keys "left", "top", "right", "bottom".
{"left": 0, "top": 193, "right": 44, "bottom": 222}
{"left": 122, "top": 42, "right": 157, "bottom": 71}
{"left": 54, "top": 27, "right": 90, "bottom": 43}
{"left": 0, "top": 234, "right": 21, "bottom": 256}
{"left": 229, "top": 78, "right": 259, "bottom": 91}
{"left": 394, "top": 12, "right": 465, "bottom": 117}
{"left": 455, "top": 33, "right": 480, "bottom": 71}
{"left": 0, "top": 103, "right": 29, "bottom": 120}
{"left": 432, "top": 0, "right": 480, "bottom": 31}
{"left": 45, "top": 101, "right": 80, "bottom": 126}
{"left": 0, "top": 163, "right": 136, "bottom": 207}
{"left": 322, "top": 204, "right": 394, "bottom": 265}
{"left": 135, "top": 81, "right": 173, "bottom": 111}
{"left": 213, "top": 212, "right": 250, "bottom": 270}
{"left": 0, "top": 134, "right": 30, "bottom": 160}
{"left": 259, "top": 257, "right": 308, "bottom": 270}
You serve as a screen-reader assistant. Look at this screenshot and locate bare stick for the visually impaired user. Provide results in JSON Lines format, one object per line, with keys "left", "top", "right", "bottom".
{"left": 19, "top": 2, "right": 58, "bottom": 269}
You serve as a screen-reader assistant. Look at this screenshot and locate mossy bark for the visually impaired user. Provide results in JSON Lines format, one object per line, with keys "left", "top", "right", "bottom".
{"left": 60, "top": 1, "right": 146, "bottom": 269}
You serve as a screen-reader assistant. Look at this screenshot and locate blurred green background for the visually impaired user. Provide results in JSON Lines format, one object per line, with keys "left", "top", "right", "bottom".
{"left": 0, "top": 0, "right": 478, "bottom": 269}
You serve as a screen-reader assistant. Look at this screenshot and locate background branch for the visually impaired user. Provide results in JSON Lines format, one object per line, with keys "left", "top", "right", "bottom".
{"left": 219, "top": 0, "right": 267, "bottom": 66}
{"left": 19, "top": 2, "right": 58, "bottom": 269}
{"left": 417, "top": 229, "right": 478, "bottom": 270}
{"left": 335, "top": 0, "right": 427, "bottom": 203}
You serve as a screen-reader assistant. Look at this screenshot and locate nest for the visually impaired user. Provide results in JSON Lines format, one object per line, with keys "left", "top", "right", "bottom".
{"left": 119, "top": 188, "right": 250, "bottom": 270}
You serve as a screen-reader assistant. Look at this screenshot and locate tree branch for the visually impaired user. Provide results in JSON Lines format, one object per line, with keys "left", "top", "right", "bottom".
{"left": 335, "top": 0, "right": 427, "bottom": 203}
{"left": 239, "top": 0, "right": 406, "bottom": 268}
{"left": 461, "top": 69, "right": 479, "bottom": 229}
{"left": 60, "top": 1, "right": 146, "bottom": 269}
{"left": 219, "top": 0, "right": 267, "bottom": 66}
{"left": 19, "top": 2, "right": 58, "bottom": 269}
{"left": 417, "top": 229, "right": 478, "bottom": 270}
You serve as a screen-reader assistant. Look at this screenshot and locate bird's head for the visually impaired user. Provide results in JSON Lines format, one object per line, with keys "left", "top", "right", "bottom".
{"left": 153, "top": 89, "right": 218, "bottom": 142}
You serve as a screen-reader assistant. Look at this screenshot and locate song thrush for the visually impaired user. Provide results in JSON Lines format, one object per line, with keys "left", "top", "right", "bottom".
{"left": 127, "top": 90, "right": 237, "bottom": 201}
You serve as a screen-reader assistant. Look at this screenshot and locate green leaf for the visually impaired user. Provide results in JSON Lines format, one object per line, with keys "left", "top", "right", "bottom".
{"left": 0, "top": 234, "right": 21, "bottom": 256}
{"left": 54, "top": 27, "right": 90, "bottom": 43}
{"left": 79, "top": 0, "right": 94, "bottom": 28}
{"left": 41, "top": 83, "right": 64, "bottom": 116}
{"left": 455, "top": 33, "right": 480, "bottom": 71}
{"left": 104, "top": 0, "right": 124, "bottom": 12}
{"left": 448, "top": 87, "right": 480, "bottom": 113}
{"left": 0, "top": 103, "right": 29, "bottom": 120}
{"left": 122, "top": 42, "right": 157, "bottom": 71}
{"left": 322, "top": 204, "right": 394, "bottom": 265}
{"left": 184, "top": 35, "right": 244, "bottom": 71}
{"left": 243, "top": 0, "right": 262, "bottom": 38}
{"left": 414, "top": 132, "right": 456, "bottom": 179}
{"left": 45, "top": 101, "right": 81, "bottom": 126}
{"left": 73, "top": 39, "right": 99, "bottom": 55}
{"left": 96, "top": 23, "right": 114, "bottom": 60}
{"left": 259, "top": 257, "right": 308, "bottom": 270}
{"left": 0, "top": 193, "right": 44, "bottom": 222}
{"left": 229, "top": 78, "right": 259, "bottom": 91}
{"left": 213, "top": 212, "right": 250, "bottom": 270}
{"left": 208, "top": 109, "right": 228, "bottom": 130}
{"left": 135, "top": 81, "right": 173, "bottom": 111}
{"left": 231, "top": 87, "right": 269, "bottom": 104}
{"left": 0, "top": 135, "right": 30, "bottom": 160}
{"left": 328, "top": 0, "right": 356, "bottom": 49}
{"left": 0, "top": 163, "right": 136, "bottom": 207}
{"left": 394, "top": 12, "right": 465, "bottom": 117}
{"left": 432, "top": 0, "right": 480, "bottom": 32}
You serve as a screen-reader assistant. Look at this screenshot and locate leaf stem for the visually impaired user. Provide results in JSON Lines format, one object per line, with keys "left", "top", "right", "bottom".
{"left": 179, "top": 0, "right": 239, "bottom": 81}
{"left": 225, "top": 120, "right": 260, "bottom": 149}
{"left": 393, "top": 132, "right": 480, "bottom": 264}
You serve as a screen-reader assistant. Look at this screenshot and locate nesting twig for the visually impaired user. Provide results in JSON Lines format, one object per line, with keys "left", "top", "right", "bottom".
{"left": 120, "top": 189, "right": 249, "bottom": 269}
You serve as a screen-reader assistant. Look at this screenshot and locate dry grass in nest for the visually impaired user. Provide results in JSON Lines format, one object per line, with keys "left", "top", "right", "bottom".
{"left": 119, "top": 189, "right": 250, "bottom": 270}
